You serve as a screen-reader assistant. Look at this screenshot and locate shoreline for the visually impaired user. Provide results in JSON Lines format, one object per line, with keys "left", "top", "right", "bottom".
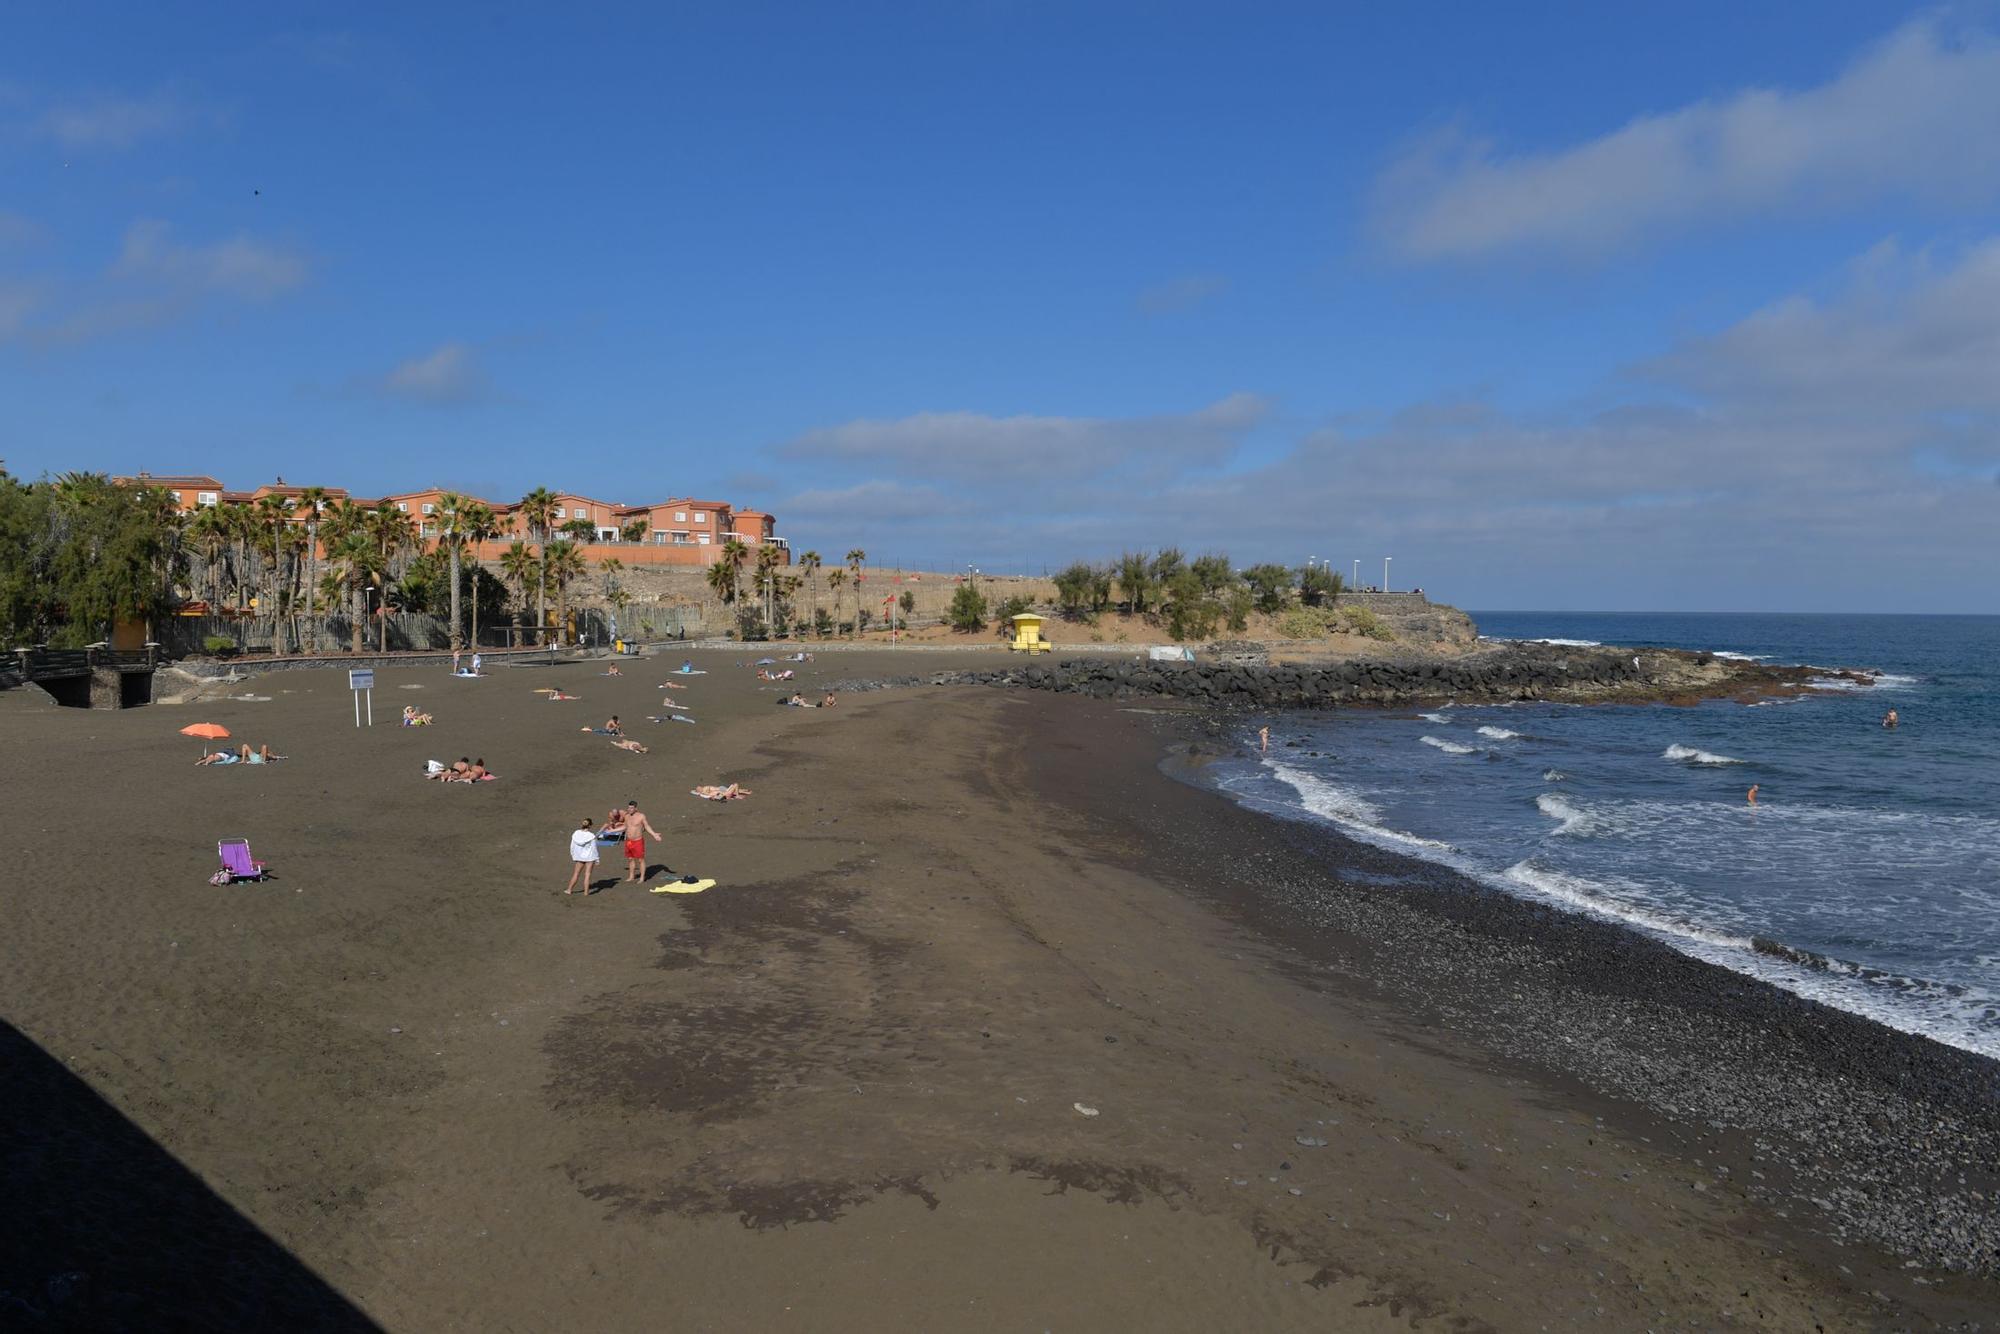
{"left": 1094, "top": 704, "right": 2000, "bottom": 1273}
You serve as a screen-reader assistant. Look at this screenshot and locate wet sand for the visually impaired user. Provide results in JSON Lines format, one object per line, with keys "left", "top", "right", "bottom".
{"left": 2, "top": 648, "right": 1995, "bottom": 1329}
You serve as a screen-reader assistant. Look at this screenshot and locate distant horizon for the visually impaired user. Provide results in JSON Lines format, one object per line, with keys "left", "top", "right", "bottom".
{"left": 3, "top": 4, "right": 1996, "bottom": 612}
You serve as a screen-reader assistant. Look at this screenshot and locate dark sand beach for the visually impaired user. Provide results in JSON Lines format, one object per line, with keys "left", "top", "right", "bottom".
{"left": 3, "top": 647, "right": 1997, "bottom": 1330}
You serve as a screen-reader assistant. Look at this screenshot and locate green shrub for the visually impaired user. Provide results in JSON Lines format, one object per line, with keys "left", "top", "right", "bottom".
{"left": 202, "top": 634, "right": 237, "bottom": 654}
{"left": 1275, "top": 605, "right": 1338, "bottom": 638}
{"left": 992, "top": 595, "right": 1032, "bottom": 637}
{"left": 948, "top": 582, "right": 987, "bottom": 631}
{"left": 1341, "top": 606, "right": 1393, "bottom": 641}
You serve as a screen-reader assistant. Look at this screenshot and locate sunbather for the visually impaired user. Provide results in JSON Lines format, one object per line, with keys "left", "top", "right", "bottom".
{"left": 197, "top": 743, "right": 283, "bottom": 766}
{"left": 402, "top": 705, "right": 434, "bottom": 726}
{"left": 821, "top": 693, "right": 837, "bottom": 707}
{"left": 691, "top": 783, "right": 751, "bottom": 800}
{"left": 603, "top": 665, "right": 622, "bottom": 677}
{"left": 610, "top": 737, "right": 649, "bottom": 754}
{"left": 427, "top": 756, "right": 473, "bottom": 782}
{"left": 466, "top": 758, "right": 490, "bottom": 781}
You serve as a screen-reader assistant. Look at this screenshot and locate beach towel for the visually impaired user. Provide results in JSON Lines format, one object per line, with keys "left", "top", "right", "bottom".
{"left": 675, "top": 667, "right": 706, "bottom": 675}
{"left": 650, "top": 877, "right": 716, "bottom": 895}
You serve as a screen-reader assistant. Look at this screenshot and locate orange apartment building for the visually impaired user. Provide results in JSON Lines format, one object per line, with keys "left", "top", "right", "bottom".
{"left": 114, "top": 473, "right": 788, "bottom": 568}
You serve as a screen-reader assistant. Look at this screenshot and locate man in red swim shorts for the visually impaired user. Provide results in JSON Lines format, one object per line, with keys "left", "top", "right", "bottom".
{"left": 618, "top": 799, "right": 662, "bottom": 883}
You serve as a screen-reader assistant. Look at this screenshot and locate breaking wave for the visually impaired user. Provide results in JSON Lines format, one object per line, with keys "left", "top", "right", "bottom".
{"left": 1421, "top": 736, "right": 1478, "bottom": 755}
{"left": 1663, "top": 743, "right": 1742, "bottom": 766}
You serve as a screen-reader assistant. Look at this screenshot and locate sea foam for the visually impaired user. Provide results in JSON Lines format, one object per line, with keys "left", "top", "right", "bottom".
{"left": 1534, "top": 793, "right": 1593, "bottom": 836}
{"left": 1477, "top": 726, "right": 1523, "bottom": 740}
{"left": 1663, "top": 743, "right": 1742, "bottom": 766}
{"left": 1421, "top": 736, "right": 1478, "bottom": 755}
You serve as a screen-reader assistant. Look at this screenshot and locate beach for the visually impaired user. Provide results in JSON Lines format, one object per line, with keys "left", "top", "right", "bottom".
{"left": 3, "top": 647, "right": 1997, "bottom": 1330}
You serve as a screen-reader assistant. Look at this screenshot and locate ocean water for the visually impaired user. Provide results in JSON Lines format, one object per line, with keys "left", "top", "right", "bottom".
{"left": 1204, "top": 613, "right": 2000, "bottom": 1059}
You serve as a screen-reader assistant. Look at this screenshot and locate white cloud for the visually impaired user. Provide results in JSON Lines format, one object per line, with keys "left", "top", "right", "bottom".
{"left": 111, "top": 220, "right": 308, "bottom": 301}
{"left": 0, "top": 220, "right": 310, "bottom": 344}
{"left": 769, "top": 236, "right": 2000, "bottom": 609}
{"left": 1374, "top": 18, "right": 2000, "bottom": 260}
{"left": 1643, "top": 237, "right": 2000, "bottom": 412}
{"left": 780, "top": 392, "right": 1268, "bottom": 485}
{"left": 377, "top": 342, "right": 492, "bottom": 405}
{"left": 1136, "top": 273, "right": 1229, "bottom": 316}
{"left": 33, "top": 91, "right": 202, "bottom": 149}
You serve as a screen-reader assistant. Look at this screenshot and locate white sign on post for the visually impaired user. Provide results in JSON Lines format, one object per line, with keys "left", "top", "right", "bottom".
{"left": 349, "top": 669, "right": 375, "bottom": 727}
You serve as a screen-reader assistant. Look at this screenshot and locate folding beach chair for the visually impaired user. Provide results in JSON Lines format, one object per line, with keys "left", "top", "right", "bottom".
{"left": 212, "top": 839, "right": 271, "bottom": 884}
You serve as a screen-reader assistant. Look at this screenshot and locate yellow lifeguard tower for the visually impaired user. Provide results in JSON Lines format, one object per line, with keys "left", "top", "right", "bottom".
{"left": 1009, "top": 612, "right": 1052, "bottom": 653}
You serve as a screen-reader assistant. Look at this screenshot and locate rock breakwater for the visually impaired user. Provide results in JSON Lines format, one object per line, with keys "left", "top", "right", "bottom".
{"left": 831, "top": 641, "right": 1849, "bottom": 709}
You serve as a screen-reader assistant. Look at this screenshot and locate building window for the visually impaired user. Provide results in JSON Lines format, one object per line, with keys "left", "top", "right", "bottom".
{"left": 696, "top": 532, "right": 710, "bottom": 545}
{"left": 669, "top": 530, "right": 691, "bottom": 545}
{"left": 169, "top": 491, "right": 182, "bottom": 504}
{"left": 197, "top": 492, "right": 218, "bottom": 506}
{"left": 397, "top": 502, "right": 408, "bottom": 512}
{"left": 653, "top": 531, "right": 668, "bottom": 545}
{"left": 674, "top": 511, "right": 687, "bottom": 523}
{"left": 693, "top": 512, "right": 707, "bottom": 524}
{"left": 421, "top": 503, "right": 434, "bottom": 515}
{"left": 420, "top": 522, "right": 437, "bottom": 537}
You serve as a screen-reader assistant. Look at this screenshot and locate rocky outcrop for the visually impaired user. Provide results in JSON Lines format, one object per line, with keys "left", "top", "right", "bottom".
{"left": 832, "top": 642, "right": 1854, "bottom": 710}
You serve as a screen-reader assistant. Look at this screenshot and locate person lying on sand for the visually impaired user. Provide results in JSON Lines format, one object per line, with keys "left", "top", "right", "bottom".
{"left": 546, "top": 691, "right": 578, "bottom": 701}
{"left": 466, "top": 758, "right": 490, "bottom": 781}
{"left": 779, "top": 693, "right": 812, "bottom": 707}
{"left": 660, "top": 681, "right": 688, "bottom": 691}
{"left": 610, "top": 737, "right": 649, "bottom": 754}
{"left": 428, "top": 757, "right": 473, "bottom": 782}
{"left": 691, "top": 783, "right": 750, "bottom": 800}
{"left": 197, "top": 744, "right": 284, "bottom": 766}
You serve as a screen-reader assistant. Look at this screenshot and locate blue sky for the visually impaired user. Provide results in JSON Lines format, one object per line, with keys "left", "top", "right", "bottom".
{"left": 3, "top": 2, "right": 1996, "bottom": 610}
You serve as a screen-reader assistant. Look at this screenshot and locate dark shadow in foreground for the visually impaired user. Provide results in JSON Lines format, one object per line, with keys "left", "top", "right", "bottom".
{"left": 0, "top": 1020, "right": 379, "bottom": 1331}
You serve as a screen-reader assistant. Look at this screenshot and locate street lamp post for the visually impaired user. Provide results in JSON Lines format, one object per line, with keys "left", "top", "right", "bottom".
{"left": 1353, "top": 559, "right": 1360, "bottom": 592}
{"left": 1383, "top": 557, "right": 1392, "bottom": 594}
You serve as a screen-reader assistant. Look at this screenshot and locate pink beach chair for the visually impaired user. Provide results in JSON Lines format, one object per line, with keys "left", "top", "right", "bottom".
{"left": 212, "top": 839, "right": 270, "bottom": 884}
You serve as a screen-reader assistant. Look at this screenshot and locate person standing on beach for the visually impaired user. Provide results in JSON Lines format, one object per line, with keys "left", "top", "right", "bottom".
{"left": 452, "top": 647, "right": 462, "bottom": 674}
{"left": 1259, "top": 726, "right": 1269, "bottom": 753}
{"left": 618, "top": 800, "right": 662, "bottom": 882}
{"left": 566, "top": 819, "right": 599, "bottom": 895}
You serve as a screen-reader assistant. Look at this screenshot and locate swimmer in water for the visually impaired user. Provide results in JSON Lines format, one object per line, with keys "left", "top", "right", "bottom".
{"left": 1882, "top": 709, "right": 1899, "bottom": 728}
{"left": 1258, "top": 726, "right": 1269, "bottom": 753}
{"left": 1746, "top": 784, "right": 1759, "bottom": 805}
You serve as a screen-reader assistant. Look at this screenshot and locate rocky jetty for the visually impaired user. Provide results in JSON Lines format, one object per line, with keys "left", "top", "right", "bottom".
{"left": 832, "top": 641, "right": 1864, "bottom": 709}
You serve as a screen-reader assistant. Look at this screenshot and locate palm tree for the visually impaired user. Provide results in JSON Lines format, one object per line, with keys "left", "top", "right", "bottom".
{"left": 365, "top": 503, "right": 417, "bottom": 651}
{"left": 186, "top": 505, "right": 229, "bottom": 612}
{"left": 543, "top": 539, "right": 586, "bottom": 644}
{"left": 255, "top": 495, "right": 294, "bottom": 655}
{"left": 296, "top": 485, "right": 329, "bottom": 651}
{"left": 826, "top": 568, "right": 846, "bottom": 632}
{"left": 517, "top": 487, "right": 558, "bottom": 633}
{"left": 463, "top": 501, "right": 499, "bottom": 649}
{"left": 500, "top": 541, "right": 540, "bottom": 645}
{"left": 560, "top": 516, "right": 595, "bottom": 544}
{"left": 719, "top": 537, "right": 749, "bottom": 607}
{"left": 798, "top": 550, "right": 821, "bottom": 637}
{"left": 754, "top": 542, "right": 784, "bottom": 630}
{"left": 436, "top": 491, "right": 471, "bottom": 653}
{"left": 620, "top": 516, "right": 649, "bottom": 546}
{"left": 326, "top": 531, "right": 380, "bottom": 654}
{"left": 705, "top": 553, "right": 737, "bottom": 605}
{"left": 845, "top": 548, "right": 866, "bottom": 638}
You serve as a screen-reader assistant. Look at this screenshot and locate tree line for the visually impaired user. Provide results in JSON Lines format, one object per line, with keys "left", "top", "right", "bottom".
{"left": 1017, "top": 550, "right": 1346, "bottom": 639}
